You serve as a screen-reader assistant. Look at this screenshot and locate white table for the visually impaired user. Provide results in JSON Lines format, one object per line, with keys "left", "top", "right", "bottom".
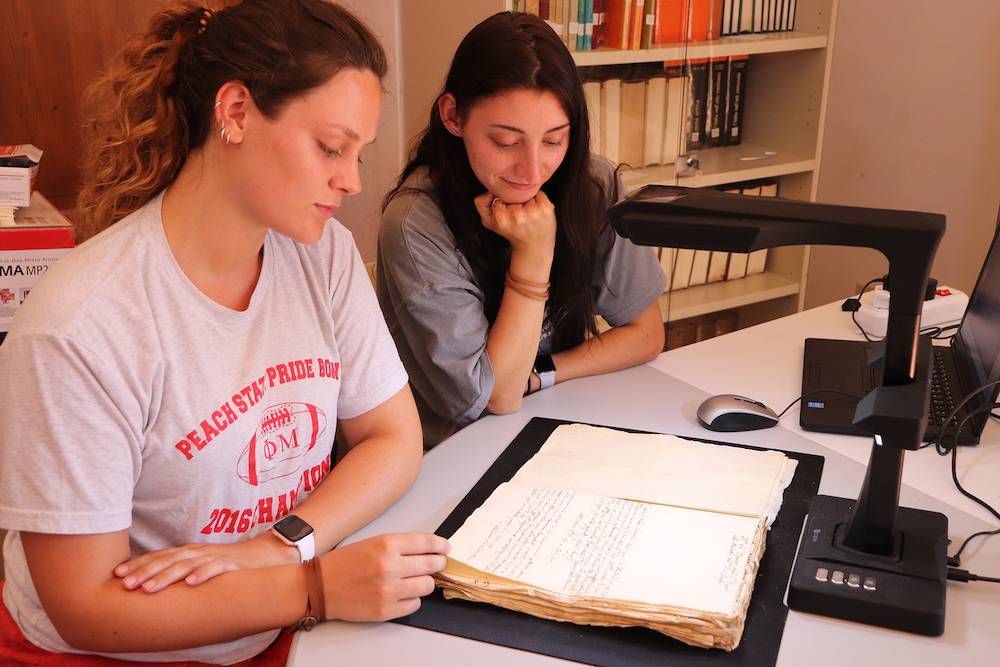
{"left": 288, "top": 302, "right": 1000, "bottom": 666}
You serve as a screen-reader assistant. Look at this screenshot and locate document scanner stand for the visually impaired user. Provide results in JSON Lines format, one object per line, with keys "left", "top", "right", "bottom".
{"left": 608, "top": 186, "right": 949, "bottom": 635}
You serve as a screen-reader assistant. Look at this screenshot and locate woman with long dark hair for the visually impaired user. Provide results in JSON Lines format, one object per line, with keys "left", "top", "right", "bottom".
{"left": 379, "top": 12, "right": 666, "bottom": 448}
{"left": 0, "top": 2, "right": 447, "bottom": 664}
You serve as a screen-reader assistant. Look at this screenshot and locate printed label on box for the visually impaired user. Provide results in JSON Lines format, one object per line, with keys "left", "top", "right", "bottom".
{"left": 0, "top": 248, "right": 72, "bottom": 332}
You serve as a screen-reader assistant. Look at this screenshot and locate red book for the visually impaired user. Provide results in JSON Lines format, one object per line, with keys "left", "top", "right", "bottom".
{"left": 653, "top": 0, "right": 688, "bottom": 45}
{"left": 687, "top": 0, "right": 710, "bottom": 42}
{"left": 707, "top": 0, "right": 724, "bottom": 40}
{"left": 604, "top": 0, "right": 631, "bottom": 49}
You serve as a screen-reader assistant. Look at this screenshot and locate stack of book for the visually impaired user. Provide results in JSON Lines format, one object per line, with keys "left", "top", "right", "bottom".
{"left": 513, "top": 0, "right": 798, "bottom": 51}
{"left": 580, "top": 55, "right": 749, "bottom": 167}
{"left": 435, "top": 422, "right": 797, "bottom": 650}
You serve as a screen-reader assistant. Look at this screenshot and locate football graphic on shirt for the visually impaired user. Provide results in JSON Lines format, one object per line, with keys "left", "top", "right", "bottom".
{"left": 237, "top": 402, "right": 327, "bottom": 486}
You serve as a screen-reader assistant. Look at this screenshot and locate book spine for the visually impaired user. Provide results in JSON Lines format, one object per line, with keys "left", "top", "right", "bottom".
{"left": 724, "top": 55, "right": 748, "bottom": 145}
{"left": 688, "top": 250, "right": 710, "bottom": 286}
{"left": 687, "top": 0, "right": 710, "bottom": 42}
{"left": 707, "top": 56, "right": 728, "bottom": 147}
{"left": 640, "top": 0, "right": 656, "bottom": 49}
{"left": 603, "top": 0, "right": 624, "bottom": 48}
{"left": 653, "top": 0, "right": 686, "bottom": 44}
{"left": 630, "top": 0, "right": 645, "bottom": 49}
{"left": 618, "top": 79, "right": 646, "bottom": 167}
{"left": 707, "top": 0, "right": 724, "bottom": 40}
{"left": 662, "top": 61, "right": 686, "bottom": 164}
{"left": 685, "top": 57, "right": 710, "bottom": 151}
{"left": 643, "top": 75, "right": 667, "bottom": 165}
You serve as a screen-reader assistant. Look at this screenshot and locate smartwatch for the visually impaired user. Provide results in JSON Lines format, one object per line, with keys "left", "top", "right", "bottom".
{"left": 271, "top": 515, "right": 315, "bottom": 562}
{"left": 533, "top": 353, "right": 556, "bottom": 390}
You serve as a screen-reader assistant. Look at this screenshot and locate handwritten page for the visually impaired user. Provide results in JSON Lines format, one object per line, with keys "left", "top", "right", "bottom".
{"left": 447, "top": 482, "right": 763, "bottom": 616}
{"left": 508, "top": 424, "right": 797, "bottom": 523}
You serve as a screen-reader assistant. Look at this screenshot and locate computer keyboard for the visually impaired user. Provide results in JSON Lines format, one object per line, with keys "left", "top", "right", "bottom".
{"left": 928, "top": 349, "right": 957, "bottom": 427}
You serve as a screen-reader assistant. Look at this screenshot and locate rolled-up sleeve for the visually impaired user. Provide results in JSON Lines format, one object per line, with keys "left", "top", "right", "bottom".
{"left": 377, "top": 192, "right": 495, "bottom": 431}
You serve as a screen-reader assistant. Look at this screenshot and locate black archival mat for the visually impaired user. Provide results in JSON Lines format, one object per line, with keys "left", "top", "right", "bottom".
{"left": 394, "top": 417, "right": 825, "bottom": 667}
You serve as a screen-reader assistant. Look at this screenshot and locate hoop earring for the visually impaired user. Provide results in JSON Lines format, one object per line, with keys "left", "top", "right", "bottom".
{"left": 220, "top": 124, "right": 231, "bottom": 145}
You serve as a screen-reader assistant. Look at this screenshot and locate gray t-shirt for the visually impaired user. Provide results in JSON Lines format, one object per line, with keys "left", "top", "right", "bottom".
{"left": 377, "top": 157, "right": 666, "bottom": 448}
{"left": 0, "top": 192, "right": 407, "bottom": 664}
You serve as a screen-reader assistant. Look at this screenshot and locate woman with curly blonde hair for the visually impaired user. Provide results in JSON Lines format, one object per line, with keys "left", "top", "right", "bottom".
{"left": 0, "top": 1, "right": 447, "bottom": 664}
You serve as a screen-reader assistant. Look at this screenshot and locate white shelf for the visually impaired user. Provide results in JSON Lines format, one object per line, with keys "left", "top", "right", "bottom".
{"left": 573, "top": 31, "right": 828, "bottom": 67}
{"left": 620, "top": 142, "right": 816, "bottom": 191}
{"left": 658, "top": 271, "right": 801, "bottom": 321}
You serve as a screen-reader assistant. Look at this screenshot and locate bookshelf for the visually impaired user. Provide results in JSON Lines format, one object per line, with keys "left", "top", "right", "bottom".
{"left": 401, "top": 0, "right": 838, "bottom": 333}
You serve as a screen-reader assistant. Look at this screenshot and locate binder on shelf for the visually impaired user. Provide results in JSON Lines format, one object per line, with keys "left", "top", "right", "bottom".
{"left": 643, "top": 75, "right": 667, "bottom": 165}
{"left": 583, "top": 0, "right": 594, "bottom": 50}
{"left": 707, "top": 56, "right": 729, "bottom": 147}
{"left": 600, "top": 76, "right": 622, "bottom": 162}
{"left": 688, "top": 249, "right": 711, "bottom": 286}
{"left": 619, "top": 78, "right": 647, "bottom": 167}
{"left": 725, "top": 55, "right": 749, "bottom": 145}
{"left": 685, "top": 58, "right": 710, "bottom": 152}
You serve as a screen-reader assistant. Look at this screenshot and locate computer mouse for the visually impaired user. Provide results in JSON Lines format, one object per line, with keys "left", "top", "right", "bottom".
{"left": 697, "top": 394, "right": 780, "bottom": 432}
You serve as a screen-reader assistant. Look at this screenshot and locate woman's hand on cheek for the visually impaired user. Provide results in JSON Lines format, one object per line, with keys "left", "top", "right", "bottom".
{"left": 113, "top": 532, "right": 298, "bottom": 593}
{"left": 474, "top": 191, "right": 556, "bottom": 262}
{"left": 321, "top": 533, "right": 450, "bottom": 622}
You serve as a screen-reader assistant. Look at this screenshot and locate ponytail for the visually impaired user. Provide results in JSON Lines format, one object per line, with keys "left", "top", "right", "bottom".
{"left": 78, "top": 4, "right": 203, "bottom": 237}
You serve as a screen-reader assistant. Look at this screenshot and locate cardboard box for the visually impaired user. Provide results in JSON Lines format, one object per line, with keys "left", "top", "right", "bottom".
{"left": 0, "top": 144, "right": 43, "bottom": 207}
{"left": 0, "top": 191, "right": 75, "bottom": 337}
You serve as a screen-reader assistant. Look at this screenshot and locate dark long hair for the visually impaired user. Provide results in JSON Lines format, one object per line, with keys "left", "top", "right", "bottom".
{"left": 385, "top": 11, "right": 613, "bottom": 352}
{"left": 79, "top": 0, "right": 386, "bottom": 235}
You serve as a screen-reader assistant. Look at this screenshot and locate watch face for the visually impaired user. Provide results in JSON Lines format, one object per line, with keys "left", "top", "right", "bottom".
{"left": 534, "top": 353, "right": 556, "bottom": 374}
{"left": 274, "top": 515, "right": 313, "bottom": 542}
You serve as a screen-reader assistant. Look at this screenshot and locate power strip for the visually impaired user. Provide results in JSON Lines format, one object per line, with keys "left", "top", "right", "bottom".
{"left": 854, "top": 286, "right": 968, "bottom": 337}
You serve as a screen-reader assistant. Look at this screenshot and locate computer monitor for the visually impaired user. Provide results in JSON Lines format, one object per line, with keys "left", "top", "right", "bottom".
{"left": 951, "top": 213, "right": 1000, "bottom": 427}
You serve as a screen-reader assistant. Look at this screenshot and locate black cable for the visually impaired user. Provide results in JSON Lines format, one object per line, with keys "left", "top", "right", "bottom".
{"left": 775, "top": 389, "right": 863, "bottom": 420}
{"left": 849, "top": 277, "right": 885, "bottom": 342}
{"left": 939, "top": 400, "right": 1000, "bottom": 566}
{"left": 933, "top": 379, "right": 1000, "bottom": 455}
{"left": 848, "top": 277, "right": 960, "bottom": 342}
{"left": 947, "top": 568, "right": 1000, "bottom": 584}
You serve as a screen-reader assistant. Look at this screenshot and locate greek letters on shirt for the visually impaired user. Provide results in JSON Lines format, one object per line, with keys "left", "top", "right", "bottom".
{"left": 173, "top": 357, "right": 340, "bottom": 462}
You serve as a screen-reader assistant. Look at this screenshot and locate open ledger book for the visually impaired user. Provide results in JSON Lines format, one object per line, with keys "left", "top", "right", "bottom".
{"left": 434, "top": 424, "right": 798, "bottom": 651}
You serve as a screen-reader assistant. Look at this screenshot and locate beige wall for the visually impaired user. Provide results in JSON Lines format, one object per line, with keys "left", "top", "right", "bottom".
{"left": 329, "top": 0, "right": 404, "bottom": 262}
{"left": 807, "top": 0, "right": 1000, "bottom": 308}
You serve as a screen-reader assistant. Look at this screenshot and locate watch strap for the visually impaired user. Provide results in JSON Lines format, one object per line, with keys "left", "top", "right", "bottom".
{"left": 295, "top": 532, "right": 315, "bottom": 562}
